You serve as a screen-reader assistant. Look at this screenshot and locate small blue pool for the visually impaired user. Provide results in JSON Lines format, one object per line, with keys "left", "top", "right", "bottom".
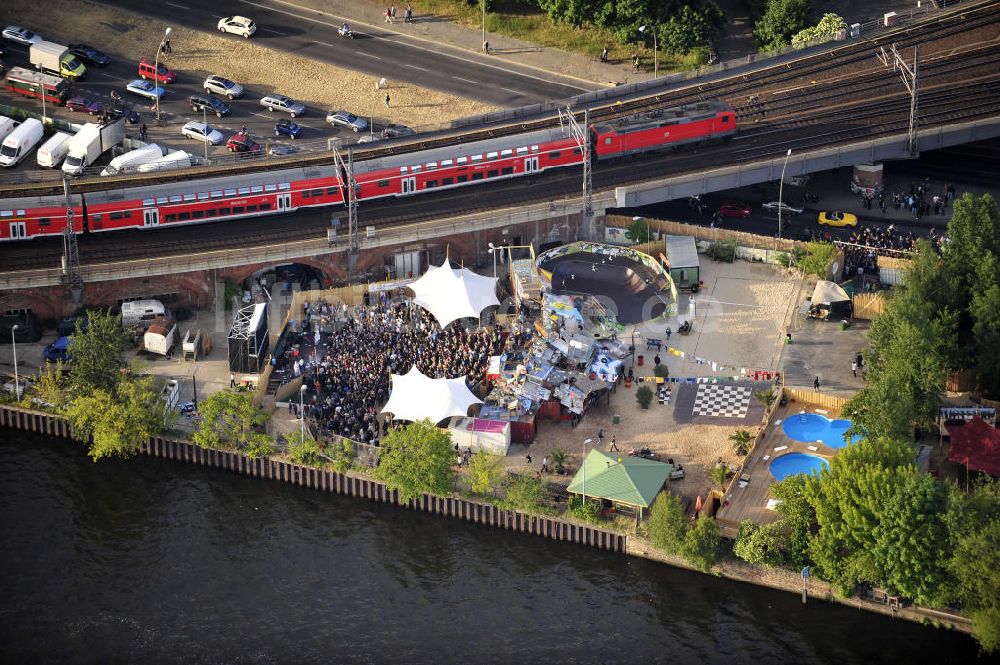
{"left": 770, "top": 453, "right": 829, "bottom": 480}
{"left": 782, "top": 413, "right": 861, "bottom": 448}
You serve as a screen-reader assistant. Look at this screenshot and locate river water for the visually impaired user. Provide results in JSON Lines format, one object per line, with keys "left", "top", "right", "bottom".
{"left": 0, "top": 430, "right": 979, "bottom": 664}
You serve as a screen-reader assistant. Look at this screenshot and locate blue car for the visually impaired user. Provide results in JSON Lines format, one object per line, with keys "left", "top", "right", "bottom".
{"left": 126, "top": 79, "right": 165, "bottom": 100}
{"left": 274, "top": 119, "right": 302, "bottom": 139}
{"left": 43, "top": 336, "right": 72, "bottom": 363}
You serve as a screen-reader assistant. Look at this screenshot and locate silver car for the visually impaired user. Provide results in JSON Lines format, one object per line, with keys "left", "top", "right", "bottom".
{"left": 260, "top": 94, "right": 305, "bottom": 118}
{"left": 326, "top": 110, "right": 368, "bottom": 132}
{"left": 181, "top": 121, "right": 225, "bottom": 146}
{"left": 203, "top": 75, "right": 244, "bottom": 100}
{"left": 2, "top": 25, "right": 43, "bottom": 46}
{"left": 762, "top": 201, "right": 804, "bottom": 216}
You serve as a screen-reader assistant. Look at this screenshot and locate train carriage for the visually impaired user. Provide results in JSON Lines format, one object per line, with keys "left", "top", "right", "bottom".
{"left": 590, "top": 101, "right": 735, "bottom": 160}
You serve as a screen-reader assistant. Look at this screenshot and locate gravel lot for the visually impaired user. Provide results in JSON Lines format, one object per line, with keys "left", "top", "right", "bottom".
{"left": 5, "top": 0, "right": 498, "bottom": 132}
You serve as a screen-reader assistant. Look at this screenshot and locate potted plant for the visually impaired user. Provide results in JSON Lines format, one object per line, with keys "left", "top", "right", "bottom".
{"left": 654, "top": 363, "right": 669, "bottom": 378}
{"left": 729, "top": 429, "right": 752, "bottom": 456}
{"left": 551, "top": 448, "right": 568, "bottom": 475}
{"left": 635, "top": 385, "right": 653, "bottom": 409}
{"left": 710, "top": 463, "right": 729, "bottom": 491}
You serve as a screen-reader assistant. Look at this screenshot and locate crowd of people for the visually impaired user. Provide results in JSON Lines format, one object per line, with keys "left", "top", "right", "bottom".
{"left": 857, "top": 179, "right": 956, "bottom": 220}
{"left": 276, "top": 295, "right": 505, "bottom": 445}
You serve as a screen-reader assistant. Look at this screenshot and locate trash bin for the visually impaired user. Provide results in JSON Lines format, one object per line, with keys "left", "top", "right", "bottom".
{"left": 841, "top": 319, "right": 850, "bottom": 330}
{"left": 613, "top": 414, "right": 621, "bottom": 425}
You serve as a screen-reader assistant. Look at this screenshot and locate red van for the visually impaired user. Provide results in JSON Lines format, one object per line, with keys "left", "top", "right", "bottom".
{"left": 138, "top": 58, "right": 176, "bottom": 83}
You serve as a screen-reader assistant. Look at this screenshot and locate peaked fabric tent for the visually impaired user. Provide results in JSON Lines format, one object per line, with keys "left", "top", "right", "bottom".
{"left": 567, "top": 449, "right": 672, "bottom": 513}
{"left": 809, "top": 280, "right": 853, "bottom": 320}
{"left": 409, "top": 258, "right": 500, "bottom": 328}
{"left": 947, "top": 416, "right": 1000, "bottom": 476}
{"left": 381, "top": 366, "right": 483, "bottom": 424}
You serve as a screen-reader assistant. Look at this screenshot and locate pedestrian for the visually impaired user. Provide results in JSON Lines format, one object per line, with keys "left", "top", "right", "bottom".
{"left": 483, "top": 40, "right": 490, "bottom": 54}
{"left": 390, "top": 5, "right": 397, "bottom": 21}
{"left": 597, "top": 428, "right": 604, "bottom": 444}
{"left": 384, "top": 93, "right": 390, "bottom": 108}
{"left": 600, "top": 47, "right": 608, "bottom": 63}
{"left": 241, "top": 124, "right": 247, "bottom": 135}
{"left": 385, "top": 7, "right": 393, "bottom": 23}
{"left": 139, "top": 123, "right": 148, "bottom": 140}
{"left": 404, "top": 4, "right": 413, "bottom": 22}
{"left": 654, "top": 354, "right": 661, "bottom": 366}
{"left": 814, "top": 376, "right": 820, "bottom": 391}
{"left": 851, "top": 361, "right": 857, "bottom": 378}
{"left": 164, "top": 39, "right": 171, "bottom": 54}
{"left": 230, "top": 373, "right": 236, "bottom": 388}
{"left": 525, "top": 453, "right": 532, "bottom": 464}
{"left": 288, "top": 400, "right": 294, "bottom": 414}
{"left": 609, "top": 436, "right": 619, "bottom": 452}
{"left": 376, "top": 77, "right": 387, "bottom": 90}
{"left": 542, "top": 456, "right": 549, "bottom": 473}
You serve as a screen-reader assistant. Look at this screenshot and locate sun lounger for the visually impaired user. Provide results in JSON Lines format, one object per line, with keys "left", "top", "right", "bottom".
{"left": 739, "top": 473, "right": 751, "bottom": 483}
{"left": 774, "top": 445, "right": 788, "bottom": 452}
{"left": 807, "top": 445, "right": 818, "bottom": 451}
{"left": 669, "top": 469, "right": 685, "bottom": 480}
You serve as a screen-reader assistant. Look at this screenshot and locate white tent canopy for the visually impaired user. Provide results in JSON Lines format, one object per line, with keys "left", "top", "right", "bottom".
{"left": 381, "top": 366, "right": 483, "bottom": 423}
{"left": 812, "top": 280, "right": 851, "bottom": 305}
{"left": 409, "top": 258, "right": 500, "bottom": 328}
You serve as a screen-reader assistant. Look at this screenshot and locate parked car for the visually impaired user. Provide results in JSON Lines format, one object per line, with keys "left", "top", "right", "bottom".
{"left": 182, "top": 121, "right": 224, "bottom": 145}
{"left": 189, "top": 93, "right": 230, "bottom": 117}
{"left": 57, "top": 314, "right": 88, "bottom": 337}
{"left": 203, "top": 75, "right": 244, "bottom": 99}
{"left": 64, "top": 95, "right": 104, "bottom": 115}
{"left": 762, "top": 201, "right": 804, "bottom": 216}
{"left": 217, "top": 16, "right": 257, "bottom": 38}
{"left": 382, "top": 123, "right": 414, "bottom": 138}
{"left": 2, "top": 25, "right": 43, "bottom": 46}
{"left": 226, "top": 132, "right": 262, "bottom": 154}
{"left": 326, "top": 110, "right": 368, "bottom": 132}
{"left": 138, "top": 58, "right": 176, "bottom": 83}
{"left": 260, "top": 94, "right": 304, "bottom": 117}
{"left": 43, "top": 336, "right": 72, "bottom": 363}
{"left": 67, "top": 43, "right": 110, "bottom": 66}
{"left": 126, "top": 79, "right": 165, "bottom": 100}
{"left": 107, "top": 105, "right": 141, "bottom": 124}
{"left": 274, "top": 119, "right": 302, "bottom": 139}
{"left": 717, "top": 201, "right": 752, "bottom": 218}
{"left": 817, "top": 211, "right": 858, "bottom": 228}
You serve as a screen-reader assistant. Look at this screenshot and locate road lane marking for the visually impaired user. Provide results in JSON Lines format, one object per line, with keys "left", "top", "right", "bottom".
{"left": 360, "top": 53, "right": 383, "bottom": 60}
{"left": 164, "top": 1, "right": 190, "bottom": 9}
{"left": 452, "top": 76, "right": 476, "bottom": 84}
{"left": 313, "top": 41, "right": 335, "bottom": 47}
{"left": 96, "top": 72, "right": 118, "bottom": 80}
{"left": 501, "top": 87, "right": 522, "bottom": 94}
{"left": 402, "top": 64, "right": 429, "bottom": 72}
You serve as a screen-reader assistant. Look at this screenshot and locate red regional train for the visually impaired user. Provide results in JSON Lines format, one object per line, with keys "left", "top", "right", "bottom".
{"left": 0, "top": 101, "right": 734, "bottom": 242}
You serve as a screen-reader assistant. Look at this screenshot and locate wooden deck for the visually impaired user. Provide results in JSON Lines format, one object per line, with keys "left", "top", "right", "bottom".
{"left": 715, "top": 401, "right": 846, "bottom": 537}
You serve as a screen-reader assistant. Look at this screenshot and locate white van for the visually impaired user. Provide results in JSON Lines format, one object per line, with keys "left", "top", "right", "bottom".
{"left": 0, "top": 116, "right": 16, "bottom": 144}
{"left": 37, "top": 131, "right": 72, "bottom": 168}
{"left": 137, "top": 150, "right": 191, "bottom": 173}
{"left": 0, "top": 118, "right": 45, "bottom": 167}
{"left": 121, "top": 299, "right": 167, "bottom": 328}
{"left": 100, "top": 143, "right": 162, "bottom": 176}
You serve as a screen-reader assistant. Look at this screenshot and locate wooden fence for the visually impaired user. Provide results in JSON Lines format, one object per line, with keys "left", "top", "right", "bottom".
{"left": 946, "top": 370, "right": 978, "bottom": 394}
{"left": 851, "top": 292, "right": 886, "bottom": 320}
{"left": 607, "top": 214, "right": 805, "bottom": 253}
{"left": 782, "top": 387, "right": 849, "bottom": 411}
{"left": 0, "top": 404, "right": 625, "bottom": 554}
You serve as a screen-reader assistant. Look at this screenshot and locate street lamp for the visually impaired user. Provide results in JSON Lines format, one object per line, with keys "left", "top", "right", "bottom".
{"left": 34, "top": 83, "right": 46, "bottom": 125}
{"left": 11, "top": 324, "right": 20, "bottom": 401}
{"left": 154, "top": 26, "right": 172, "bottom": 124}
{"left": 487, "top": 242, "right": 498, "bottom": 278}
{"left": 202, "top": 104, "right": 209, "bottom": 162}
{"left": 582, "top": 438, "right": 593, "bottom": 505}
{"left": 299, "top": 384, "right": 307, "bottom": 441}
{"left": 777, "top": 148, "right": 792, "bottom": 239}
{"left": 639, "top": 25, "right": 658, "bottom": 78}
{"left": 482, "top": 0, "right": 487, "bottom": 53}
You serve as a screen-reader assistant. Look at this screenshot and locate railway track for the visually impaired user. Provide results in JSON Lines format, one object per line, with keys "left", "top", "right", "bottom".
{"left": 1, "top": 0, "right": 997, "bottom": 198}
{"left": 3, "top": 78, "right": 997, "bottom": 272}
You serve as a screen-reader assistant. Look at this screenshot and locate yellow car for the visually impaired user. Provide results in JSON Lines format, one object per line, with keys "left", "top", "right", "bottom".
{"left": 818, "top": 211, "right": 858, "bottom": 228}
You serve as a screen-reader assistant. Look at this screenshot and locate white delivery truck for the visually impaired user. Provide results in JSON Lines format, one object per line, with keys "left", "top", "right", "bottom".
{"left": 36, "top": 131, "right": 72, "bottom": 168}
{"left": 62, "top": 120, "right": 125, "bottom": 176}
{"left": 121, "top": 299, "right": 167, "bottom": 328}
{"left": 29, "top": 41, "right": 87, "bottom": 80}
{"left": 0, "top": 118, "right": 45, "bottom": 167}
{"left": 137, "top": 150, "right": 191, "bottom": 173}
{"left": 0, "top": 116, "right": 16, "bottom": 144}
{"left": 101, "top": 143, "right": 162, "bottom": 176}
{"left": 144, "top": 319, "right": 178, "bottom": 356}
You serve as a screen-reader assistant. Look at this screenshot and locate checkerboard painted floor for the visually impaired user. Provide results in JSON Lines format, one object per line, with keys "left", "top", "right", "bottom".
{"left": 692, "top": 384, "right": 752, "bottom": 418}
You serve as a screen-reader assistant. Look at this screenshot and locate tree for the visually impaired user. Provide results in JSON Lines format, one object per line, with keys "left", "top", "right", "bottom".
{"left": 628, "top": 217, "right": 651, "bottom": 245}
{"left": 791, "top": 12, "right": 846, "bottom": 47}
{"left": 635, "top": 385, "right": 654, "bottom": 408}
{"left": 969, "top": 252, "right": 1000, "bottom": 396}
{"left": 709, "top": 463, "right": 729, "bottom": 491}
{"left": 193, "top": 388, "right": 270, "bottom": 453}
{"left": 328, "top": 438, "right": 354, "bottom": 473}
{"left": 681, "top": 516, "right": 721, "bottom": 572}
{"left": 798, "top": 242, "right": 837, "bottom": 278}
{"left": 753, "top": 387, "right": 776, "bottom": 412}
{"left": 771, "top": 473, "right": 814, "bottom": 567}
{"left": 33, "top": 360, "right": 70, "bottom": 410}
{"left": 947, "top": 478, "right": 1000, "bottom": 653}
{"left": 654, "top": 363, "right": 670, "bottom": 378}
{"left": 648, "top": 492, "right": 688, "bottom": 555}
{"left": 466, "top": 450, "right": 505, "bottom": 495}
{"left": 287, "top": 429, "right": 323, "bottom": 467}
{"left": 66, "top": 375, "right": 170, "bottom": 461}
{"left": 730, "top": 429, "right": 752, "bottom": 456}
{"left": 734, "top": 520, "right": 787, "bottom": 566}
{"left": 504, "top": 475, "right": 549, "bottom": 514}
{"left": 661, "top": 2, "right": 725, "bottom": 55}
{"left": 753, "top": 0, "right": 812, "bottom": 51}
{"left": 551, "top": 447, "right": 568, "bottom": 474}
{"left": 67, "top": 309, "right": 131, "bottom": 394}
{"left": 375, "top": 419, "right": 454, "bottom": 503}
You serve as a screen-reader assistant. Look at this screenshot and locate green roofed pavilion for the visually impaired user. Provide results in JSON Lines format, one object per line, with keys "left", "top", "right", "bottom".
{"left": 567, "top": 449, "right": 672, "bottom": 513}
